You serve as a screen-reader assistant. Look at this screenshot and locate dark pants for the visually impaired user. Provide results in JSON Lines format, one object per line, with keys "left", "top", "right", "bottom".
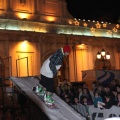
{"left": 39, "top": 75, "right": 54, "bottom": 93}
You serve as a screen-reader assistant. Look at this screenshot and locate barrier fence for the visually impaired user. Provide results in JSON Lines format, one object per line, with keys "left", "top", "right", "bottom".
{"left": 72, "top": 104, "right": 120, "bottom": 120}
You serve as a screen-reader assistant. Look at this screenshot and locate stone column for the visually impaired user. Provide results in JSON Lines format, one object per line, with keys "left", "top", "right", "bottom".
{"left": 6, "top": 0, "right": 13, "bottom": 18}
{"left": 6, "top": 0, "right": 11, "bottom": 11}
{"left": 33, "top": 0, "right": 37, "bottom": 13}
{"left": 34, "top": 0, "right": 40, "bottom": 21}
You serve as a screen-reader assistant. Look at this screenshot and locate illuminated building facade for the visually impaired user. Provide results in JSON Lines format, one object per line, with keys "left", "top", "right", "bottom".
{"left": 0, "top": 0, "right": 120, "bottom": 85}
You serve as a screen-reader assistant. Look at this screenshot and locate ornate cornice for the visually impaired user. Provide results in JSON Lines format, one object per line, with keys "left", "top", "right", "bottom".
{"left": 0, "top": 19, "right": 120, "bottom": 39}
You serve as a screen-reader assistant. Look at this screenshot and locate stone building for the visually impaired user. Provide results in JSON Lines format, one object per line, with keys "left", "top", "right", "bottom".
{"left": 0, "top": 0, "right": 120, "bottom": 87}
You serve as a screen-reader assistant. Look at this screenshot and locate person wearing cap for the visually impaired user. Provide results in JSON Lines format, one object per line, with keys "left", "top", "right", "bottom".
{"left": 38, "top": 45, "right": 71, "bottom": 105}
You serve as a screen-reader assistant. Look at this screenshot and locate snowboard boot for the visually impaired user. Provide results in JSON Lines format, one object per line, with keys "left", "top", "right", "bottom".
{"left": 44, "top": 91, "right": 54, "bottom": 105}
{"left": 36, "top": 84, "right": 46, "bottom": 96}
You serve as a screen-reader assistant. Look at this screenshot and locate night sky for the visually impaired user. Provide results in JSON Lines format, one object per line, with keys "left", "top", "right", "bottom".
{"left": 66, "top": 0, "right": 120, "bottom": 24}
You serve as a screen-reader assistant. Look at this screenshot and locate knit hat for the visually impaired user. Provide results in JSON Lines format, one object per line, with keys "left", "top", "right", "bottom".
{"left": 63, "top": 46, "right": 71, "bottom": 53}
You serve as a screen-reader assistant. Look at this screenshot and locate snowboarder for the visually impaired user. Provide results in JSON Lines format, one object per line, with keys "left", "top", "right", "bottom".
{"left": 38, "top": 45, "right": 71, "bottom": 105}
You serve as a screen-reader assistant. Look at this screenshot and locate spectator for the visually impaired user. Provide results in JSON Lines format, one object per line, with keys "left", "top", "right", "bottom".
{"left": 82, "top": 82, "right": 89, "bottom": 89}
{"left": 80, "top": 88, "right": 93, "bottom": 105}
{"left": 102, "top": 85, "right": 114, "bottom": 102}
{"left": 93, "top": 90, "right": 103, "bottom": 108}
{"left": 74, "top": 87, "right": 82, "bottom": 101}
{"left": 80, "top": 96, "right": 88, "bottom": 105}
{"left": 80, "top": 96, "right": 91, "bottom": 120}
{"left": 111, "top": 89, "right": 118, "bottom": 106}
{"left": 65, "top": 96, "right": 72, "bottom": 105}
{"left": 103, "top": 95, "right": 115, "bottom": 109}
{"left": 71, "top": 96, "right": 90, "bottom": 120}
{"left": 55, "top": 86, "right": 61, "bottom": 96}
{"left": 73, "top": 97, "right": 80, "bottom": 105}
{"left": 60, "top": 83, "right": 74, "bottom": 103}
{"left": 110, "top": 79, "right": 118, "bottom": 91}
{"left": 95, "top": 84, "right": 104, "bottom": 100}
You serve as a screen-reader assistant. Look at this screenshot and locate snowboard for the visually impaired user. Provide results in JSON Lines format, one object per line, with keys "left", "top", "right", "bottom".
{"left": 33, "top": 87, "right": 58, "bottom": 109}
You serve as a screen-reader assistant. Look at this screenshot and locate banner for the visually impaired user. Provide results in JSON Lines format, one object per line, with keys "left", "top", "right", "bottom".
{"left": 89, "top": 105, "right": 120, "bottom": 120}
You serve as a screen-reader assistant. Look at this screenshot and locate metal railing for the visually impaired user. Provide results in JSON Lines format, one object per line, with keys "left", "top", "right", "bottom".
{"left": 16, "top": 57, "right": 29, "bottom": 77}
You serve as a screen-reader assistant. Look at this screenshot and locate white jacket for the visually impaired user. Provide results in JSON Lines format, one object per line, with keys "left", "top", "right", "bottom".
{"left": 40, "top": 57, "right": 61, "bottom": 78}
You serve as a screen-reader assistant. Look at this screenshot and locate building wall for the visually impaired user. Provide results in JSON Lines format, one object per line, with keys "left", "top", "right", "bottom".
{"left": 0, "top": 0, "right": 120, "bottom": 85}
{"left": 0, "top": 32, "right": 119, "bottom": 83}
{"left": 0, "top": 0, "right": 73, "bottom": 22}
{"left": 8, "top": 41, "right": 40, "bottom": 77}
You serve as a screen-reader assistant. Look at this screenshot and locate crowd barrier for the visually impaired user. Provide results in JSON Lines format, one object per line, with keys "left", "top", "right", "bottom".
{"left": 89, "top": 105, "right": 120, "bottom": 120}
{"left": 72, "top": 104, "right": 120, "bottom": 120}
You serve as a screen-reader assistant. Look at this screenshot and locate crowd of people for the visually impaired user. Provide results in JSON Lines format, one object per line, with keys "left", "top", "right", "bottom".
{"left": 55, "top": 79, "right": 120, "bottom": 120}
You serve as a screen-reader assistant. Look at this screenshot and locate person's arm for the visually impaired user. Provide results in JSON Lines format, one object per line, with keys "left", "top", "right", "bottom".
{"left": 49, "top": 48, "right": 63, "bottom": 76}
{"left": 49, "top": 58, "right": 57, "bottom": 76}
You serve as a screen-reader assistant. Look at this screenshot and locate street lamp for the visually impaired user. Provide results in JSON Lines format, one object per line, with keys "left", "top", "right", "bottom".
{"left": 97, "top": 49, "right": 110, "bottom": 69}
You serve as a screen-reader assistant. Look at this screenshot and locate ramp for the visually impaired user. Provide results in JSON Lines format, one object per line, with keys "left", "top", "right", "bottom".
{"left": 9, "top": 76, "right": 86, "bottom": 120}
